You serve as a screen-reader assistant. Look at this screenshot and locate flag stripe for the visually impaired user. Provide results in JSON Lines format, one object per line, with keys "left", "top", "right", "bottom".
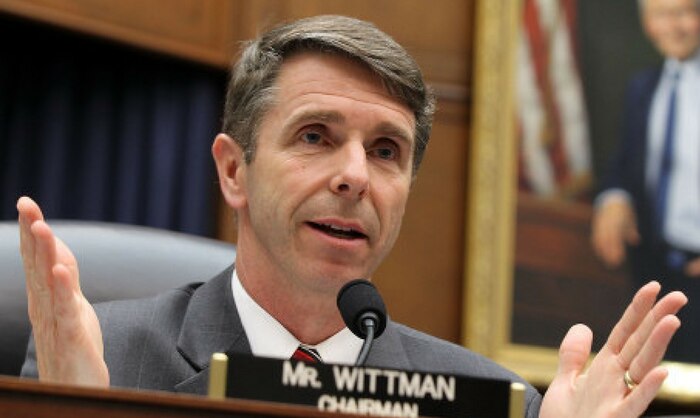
{"left": 517, "top": 0, "right": 591, "bottom": 199}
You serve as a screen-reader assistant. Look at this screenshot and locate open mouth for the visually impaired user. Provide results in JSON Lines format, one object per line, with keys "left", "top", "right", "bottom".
{"left": 307, "top": 222, "right": 367, "bottom": 240}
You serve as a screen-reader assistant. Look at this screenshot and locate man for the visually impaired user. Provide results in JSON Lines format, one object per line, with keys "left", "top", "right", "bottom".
{"left": 592, "top": 0, "right": 700, "bottom": 362}
{"left": 18, "top": 15, "right": 685, "bottom": 417}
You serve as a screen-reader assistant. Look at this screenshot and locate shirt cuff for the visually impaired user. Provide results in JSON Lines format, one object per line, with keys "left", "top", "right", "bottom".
{"left": 593, "top": 189, "right": 634, "bottom": 210}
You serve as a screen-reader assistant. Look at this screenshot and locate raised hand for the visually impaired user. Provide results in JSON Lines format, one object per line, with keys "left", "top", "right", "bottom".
{"left": 540, "top": 281, "right": 686, "bottom": 418}
{"left": 17, "top": 196, "right": 109, "bottom": 387}
{"left": 591, "top": 197, "right": 640, "bottom": 268}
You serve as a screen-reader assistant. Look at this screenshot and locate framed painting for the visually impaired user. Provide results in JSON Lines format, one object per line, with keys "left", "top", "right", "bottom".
{"left": 462, "top": 0, "right": 700, "bottom": 403}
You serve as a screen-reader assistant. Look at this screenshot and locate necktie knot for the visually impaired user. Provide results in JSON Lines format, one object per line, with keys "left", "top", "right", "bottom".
{"left": 670, "top": 68, "right": 681, "bottom": 82}
{"left": 291, "top": 345, "right": 323, "bottom": 363}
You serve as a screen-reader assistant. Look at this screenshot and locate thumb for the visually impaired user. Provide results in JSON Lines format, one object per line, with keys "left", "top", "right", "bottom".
{"left": 685, "top": 257, "right": 700, "bottom": 277}
{"left": 557, "top": 324, "right": 593, "bottom": 377}
{"left": 625, "top": 224, "right": 641, "bottom": 246}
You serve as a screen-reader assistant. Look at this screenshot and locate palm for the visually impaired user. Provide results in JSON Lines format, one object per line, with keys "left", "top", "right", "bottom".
{"left": 18, "top": 197, "right": 109, "bottom": 386}
{"left": 539, "top": 283, "right": 685, "bottom": 418}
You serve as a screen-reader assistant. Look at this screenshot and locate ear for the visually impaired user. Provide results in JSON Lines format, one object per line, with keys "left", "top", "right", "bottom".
{"left": 212, "top": 133, "right": 247, "bottom": 210}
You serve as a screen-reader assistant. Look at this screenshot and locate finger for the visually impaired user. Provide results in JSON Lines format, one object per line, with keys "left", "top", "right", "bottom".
{"left": 606, "top": 282, "right": 661, "bottom": 358}
{"left": 17, "top": 196, "right": 44, "bottom": 222}
{"left": 618, "top": 290, "right": 687, "bottom": 369}
{"left": 591, "top": 214, "right": 609, "bottom": 260}
{"left": 592, "top": 204, "right": 631, "bottom": 267}
{"left": 54, "top": 237, "right": 80, "bottom": 291}
{"left": 624, "top": 367, "right": 669, "bottom": 417}
{"left": 685, "top": 257, "right": 700, "bottom": 277}
{"left": 17, "top": 197, "right": 45, "bottom": 279}
{"left": 593, "top": 231, "right": 619, "bottom": 266}
{"left": 557, "top": 323, "right": 593, "bottom": 377}
{"left": 19, "top": 214, "right": 38, "bottom": 297}
{"left": 628, "top": 315, "right": 681, "bottom": 384}
{"left": 599, "top": 227, "right": 625, "bottom": 267}
{"left": 625, "top": 224, "right": 641, "bottom": 246}
{"left": 52, "top": 264, "right": 83, "bottom": 334}
{"left": 605, "top": 237, "right": 624, "bottom": 267}
{"left": 17, "top": 196, "right": 45, "bottom": 226}
{"left": 29, "top": 221, "right": 58, "bottom": 317}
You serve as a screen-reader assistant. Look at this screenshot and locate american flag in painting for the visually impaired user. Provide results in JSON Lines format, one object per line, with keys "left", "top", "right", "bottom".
{"left": 517, "top": 0, "right": 592, "bottom": 199}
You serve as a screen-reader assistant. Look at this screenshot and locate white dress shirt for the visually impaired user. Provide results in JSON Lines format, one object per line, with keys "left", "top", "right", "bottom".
{"left": 231, "top": 270, "right": 363, "bottom": 364}
{"left": 647, "top": 51, "right": 700, "bottom": 251}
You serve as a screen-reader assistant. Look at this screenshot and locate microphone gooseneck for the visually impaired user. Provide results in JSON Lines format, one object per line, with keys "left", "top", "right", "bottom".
{"left": 336, "top": 279, "right": 387, "bottom": 366}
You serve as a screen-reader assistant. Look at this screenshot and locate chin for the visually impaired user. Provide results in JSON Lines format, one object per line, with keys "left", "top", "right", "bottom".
{"left": 306, "top": 267, "right": 370, "bottom": 291}
{"left": 318, "top": 258, "right": 371, "bottom": 275}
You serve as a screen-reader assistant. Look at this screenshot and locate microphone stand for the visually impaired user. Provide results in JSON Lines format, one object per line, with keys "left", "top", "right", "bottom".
{"left": 355, "top": 314, "right": 378, "bottom": 366}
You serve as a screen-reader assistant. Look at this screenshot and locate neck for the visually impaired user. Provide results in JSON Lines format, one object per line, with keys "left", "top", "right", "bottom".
{"left": 235, "top": 250, "right": 345, "bottom": 345}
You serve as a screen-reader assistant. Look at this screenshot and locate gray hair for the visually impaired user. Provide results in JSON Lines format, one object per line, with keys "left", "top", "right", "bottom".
{"left": 221, "top": 15, "right": 435, "bottom": 175}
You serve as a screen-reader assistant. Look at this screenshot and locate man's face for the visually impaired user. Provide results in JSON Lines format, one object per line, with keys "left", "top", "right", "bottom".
{"left": 233, "top": 52, "right": 415, "bottom": 296}
{"left": 643, "top": 0, "right": 700, "bottom": 60}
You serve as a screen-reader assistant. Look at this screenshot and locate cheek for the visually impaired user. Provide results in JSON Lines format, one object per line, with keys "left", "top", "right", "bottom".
{"left": 682, "top": 18, "right": 700, "bottom": 37}
{"left": 256, "top": 161, "right": 320, "bottom": 220}
{"left": 378, "top": 183, "right": 410, "bottom": 230}
{"left": 245, "top": 167, "right": 284, "bottom": 218}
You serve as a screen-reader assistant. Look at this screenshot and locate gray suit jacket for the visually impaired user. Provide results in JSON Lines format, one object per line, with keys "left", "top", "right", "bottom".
{"left": 22, "top": 265, "right": 542, "bottom": 416}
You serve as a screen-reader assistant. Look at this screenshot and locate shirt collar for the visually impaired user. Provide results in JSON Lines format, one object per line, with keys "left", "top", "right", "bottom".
{"left": 664, "top": 48, "right": 700, "bottom": 79}
{"left": 231, "top": 269, "right": 363, "bottom": 365}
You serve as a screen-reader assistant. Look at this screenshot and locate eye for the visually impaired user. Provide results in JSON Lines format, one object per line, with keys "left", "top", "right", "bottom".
{"left": 374, "top": 147, "right": 396, "bottom": 160}
{"left": 370, "top": 140, "right": 400, "bottom": 161}
{"left": 301, "top": 130, "right": 322, "bottom": 145}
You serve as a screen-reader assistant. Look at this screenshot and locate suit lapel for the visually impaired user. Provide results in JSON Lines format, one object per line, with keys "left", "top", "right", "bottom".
{"left": 635, "top": 68, "right": 663, "bottom": 231}
{"left": 174, "top": 265, "right": 252, "bottom": 394}
{"left": 365, "top": 319, "right": 411, "bottom": 370}
{"left": 171, "top": 272, "right": 411, "bottom": 392}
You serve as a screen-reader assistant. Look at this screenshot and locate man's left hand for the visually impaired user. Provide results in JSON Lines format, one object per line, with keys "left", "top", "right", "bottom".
{"left": 539, "top": 282, "right": 686, "bottom": 418}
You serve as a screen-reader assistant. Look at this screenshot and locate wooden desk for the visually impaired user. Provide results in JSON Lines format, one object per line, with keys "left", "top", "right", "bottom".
{"left": 0, "top": 376, "right": 353, "bottom": 418}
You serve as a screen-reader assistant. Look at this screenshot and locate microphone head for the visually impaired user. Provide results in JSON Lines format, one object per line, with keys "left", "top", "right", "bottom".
{"left": 337, "top": 279, "right": 387, "bottom": 339}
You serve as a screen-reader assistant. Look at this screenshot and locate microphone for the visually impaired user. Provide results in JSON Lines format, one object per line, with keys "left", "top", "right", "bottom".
{"left": 337, "top": 279, "right": 387, "bottom": 366}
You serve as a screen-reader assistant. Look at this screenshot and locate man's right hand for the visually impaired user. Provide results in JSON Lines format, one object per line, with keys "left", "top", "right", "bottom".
{"left": 17, "top": 196, "right": 109, "bottom": 387}
{"left": 591, "top": 197, "right": 640, "bottom": 268}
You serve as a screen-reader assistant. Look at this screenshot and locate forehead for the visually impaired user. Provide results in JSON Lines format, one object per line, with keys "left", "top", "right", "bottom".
{"left": 269, "top": 52, "right": 416, "bottom": 138}
{"left": 645, "top": 0, "right": 700, "bottom": 13}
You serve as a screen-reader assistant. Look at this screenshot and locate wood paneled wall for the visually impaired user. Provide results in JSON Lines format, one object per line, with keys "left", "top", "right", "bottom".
{"left": 0, "top": 0, "right": 236, "bottom": 67}
{"left": 0, "top": 0, "right": 475, "bottom": 343}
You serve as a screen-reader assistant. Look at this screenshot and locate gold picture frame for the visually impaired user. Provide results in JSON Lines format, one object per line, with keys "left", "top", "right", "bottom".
{"left": 463, "top": 0, "right": 700, "bottom": 404}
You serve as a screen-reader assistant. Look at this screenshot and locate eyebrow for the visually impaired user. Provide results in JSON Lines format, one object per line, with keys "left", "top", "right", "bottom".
{"left": 374, "top": 121, "right": 414, "bottom": 147}
{"left": 283, "top": 109, "right": 415, "bottom": 146}
{"left": 283, "top": 110, "right": 345, "bottom": 134}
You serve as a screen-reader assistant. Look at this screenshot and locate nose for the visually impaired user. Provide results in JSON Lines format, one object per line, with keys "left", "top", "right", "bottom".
{"left": 330, "top": 142, "right": 369, "bottom": 199}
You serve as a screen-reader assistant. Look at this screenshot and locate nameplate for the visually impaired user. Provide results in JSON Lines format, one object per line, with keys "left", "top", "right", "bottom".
{"left": 224, "top": 354, "right": 514, "bottom": 418}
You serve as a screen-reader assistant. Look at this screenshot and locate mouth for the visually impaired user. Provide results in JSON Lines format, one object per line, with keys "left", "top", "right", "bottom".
{"left": 306, "top": 222, "right": 368, "bottom": 240}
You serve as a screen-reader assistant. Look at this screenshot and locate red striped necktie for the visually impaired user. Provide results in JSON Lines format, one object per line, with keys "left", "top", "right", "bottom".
{"left": 291, "top": 345, "right": 323, "bottom": 363}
